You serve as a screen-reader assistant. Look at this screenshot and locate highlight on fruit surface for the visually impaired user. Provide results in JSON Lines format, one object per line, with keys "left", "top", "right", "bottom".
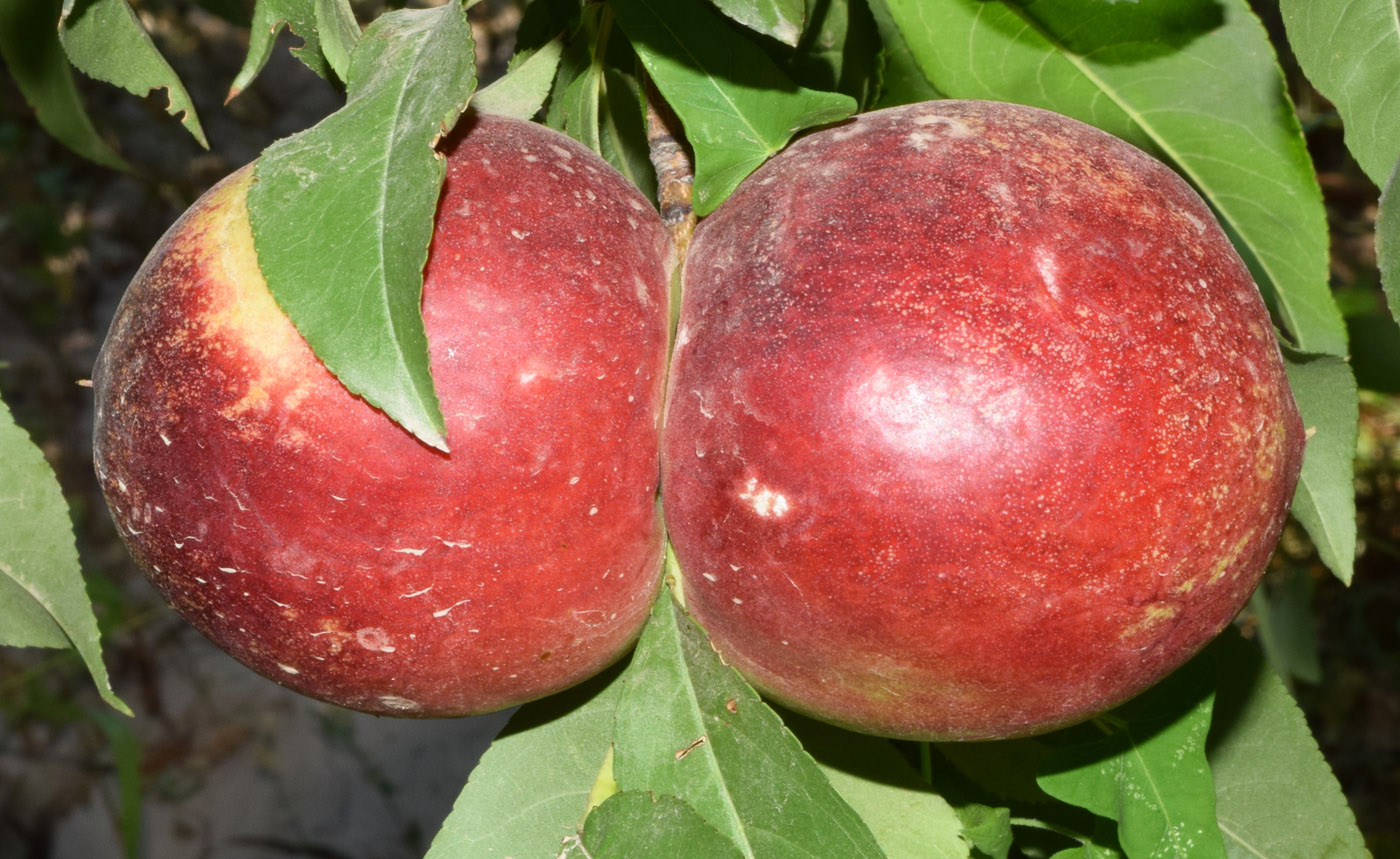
{"left": 92, "top": 112, "right": 674, "bottom": 717}
{"left": 661, "top": 99, "right": 1306, "bottom": 741}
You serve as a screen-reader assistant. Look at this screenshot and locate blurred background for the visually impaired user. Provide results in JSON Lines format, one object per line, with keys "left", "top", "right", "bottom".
{"left": 0, "top": 1, "right": 1396, "bottom": 857}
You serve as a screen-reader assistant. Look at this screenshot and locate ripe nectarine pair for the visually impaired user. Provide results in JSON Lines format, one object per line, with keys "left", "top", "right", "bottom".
{"left": 94, "top": 102, "right": 1303, "bottom": 740}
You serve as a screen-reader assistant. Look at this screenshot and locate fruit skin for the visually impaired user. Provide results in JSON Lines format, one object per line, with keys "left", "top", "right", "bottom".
{"left": 93, "top": 112, "right": 673, "bottom": 717}
{"left": 661, "top": 100, "right": 1305, "bottom": 741}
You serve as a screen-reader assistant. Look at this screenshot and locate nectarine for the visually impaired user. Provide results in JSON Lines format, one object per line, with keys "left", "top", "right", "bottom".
{"left": 661, "top": 100, "right": 1305, "bottom": 740}
{"left": 94, "top": 112, "right": 672, "bottom": 716}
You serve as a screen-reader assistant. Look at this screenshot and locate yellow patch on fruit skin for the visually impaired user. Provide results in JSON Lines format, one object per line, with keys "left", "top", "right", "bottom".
{"left": 1118, "top": 603, "right": 1180, "bottom": 643}
{"left": 185, "top": 170, "right": 327, "bottom": 428}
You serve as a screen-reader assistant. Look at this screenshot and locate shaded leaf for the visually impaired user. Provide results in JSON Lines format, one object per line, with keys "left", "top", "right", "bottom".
{"left": 1279, "top": 0, "right": 1400, "bottom": 189}
{"left": 1247, "top": 565, "right": 1322, "bottom": 686}
{"left": 866, "top": 0, "right": 943, "bottom": 108}
{"left": 869, "top": 0, "right": 1345, "bottom": 357}
{"left": 229, "top": 0, "right": 334, "bottom": 100}
{"left": 611, "top": 0, "right": 856, "bottom": 215}
{"left": 423, "top": 668, "right": 624, "bottom": 858}
{"left": 0, "top": 396, "right": 131, "bottom": 716}
{"left": 248, "top": 2, "right": 477, "bottom": 451}
{"left": 1038, "top": 649, "right": 1225, "bottom": 859}
{"left": 957, "top": 804, "right": 1014, "bottom": 859}
{"left": 58, "top": 0, "right": 208, "bottom": 147}
{"left": 612, "top": 587, "right": 884, "bottom": 858}
{"left": 1282, "top": 349, "right": 1358, "bottom": 584}
{"left": 0, "top": 0, "right": 127, "bottom": 170}
{"left": 780, "top": 0, "right": 882, "bottom": 107}
{"left": 1208, "top": 630, "right": 1368, "bottom": 858}
{"left": 786, "top": 712, "right": 968, "bottom": 858}
{"left": 576, "top": 791, "right": 745, "bottom": 859}
{"left": 705, "top": 0, "right": 805, "bottom": 46}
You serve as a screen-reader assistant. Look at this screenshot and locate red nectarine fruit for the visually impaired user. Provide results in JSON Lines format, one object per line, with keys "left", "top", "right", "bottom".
{"left": 661, "top": 100, "right": 1305, "bottom": 740}
{"left": 94, "top": 112, "right": 672, "bottom": 716}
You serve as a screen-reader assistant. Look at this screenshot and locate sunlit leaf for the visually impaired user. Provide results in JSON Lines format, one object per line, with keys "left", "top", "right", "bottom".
{"left": 611, "top": 587, "right": 884, "bottom": 858}
{"left": 0, "top": 396, "right": 131, "bottom": 716}
{"left": 424, "top": 670, "right": 622, "bottom": 858}
{"left": 1038, "top": 649, "right": 1225, "bottom": 859}
{"left": 705, "top": 0, "right": 805, "bottom": 46}
{"left": 1283, "top": 349, "right": 1358, "bottom": 584}
{"left": 248, "top": 2, "right": 477, "bottom": 451}
{"left": 473, "top": 35, "right": 564, "bottom": 119}
{"left": 58, "top": 0, "right": 208, "bottom": 147}
{"left": 314, "top": 0, "right": 360, "bottom": 83}
{"left": 1279, "top": 0, "right": 1400, "bottom": 189}
{"left": 574, "top": 791, "right": 745, "bottom": 858}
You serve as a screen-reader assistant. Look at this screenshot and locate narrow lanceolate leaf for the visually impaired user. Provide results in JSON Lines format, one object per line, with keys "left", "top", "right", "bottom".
{"left": 1379, "top": 158, "right": 1400, "bottom": 308}
{"left": 1282, "top": 349, "right": 1359, "bottom": 585}
{"left": 785, "top": 713, "right": 969, "bottom": 859}
{"left": 229, "top": 0, "right": 333, "bottom": 100}
{"left": 248, "top": 2, "right": 476, "bottom": 451}
{"left": 58, "top": 0, "right": 208, "bottom": 147}
{"left": 547, "top": 2, "right": 609, "bottom": 152}
{"left": 0, "top": 0, "right": 127, "bottom": 170}
{"left": 1038, "top": 648, "right": 1225, "bottom": 859}
{"left": 574, "top": 792, "right": 745, "bottom": 858}
{"left": 869, "top": 0, "right": 1346, "bottom": 358}
{"left": 611, "top": 0, "right": 857, "bottom": 215}
{"left": 705, "top": 0, "right": 806, "bottom": 46}
{"left": 1279, "top": 0, "right": 1400, "bottom": 189}
{"left": 424, "top": 669, "right": 624, "bottom": 859}
{"left": 473, "top": 35, "right": 564, "bottom": 119}
{"left": 1208, "top": 630, "right": 1368, "bottom": 858}
{"left": 612, "top": 588, "right": 885, "bottom": 859}
{"left": 0, "top": 397, "right": 131, "bottom": 717}
{"left": 314, "top": 0, "right": 361, "bottom": 84}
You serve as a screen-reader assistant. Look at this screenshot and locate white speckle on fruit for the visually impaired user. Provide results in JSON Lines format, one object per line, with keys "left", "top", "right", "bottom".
{"left": 732, "top": 597, "right": 744, "bottom": 605}
{"left": 437, "top": 537, "right": 473, "bottom": 549}
{"left": 401, "top": 586, "right": 433, "bottom": 598}
{"left": 569, "top": 476, "right": 581, "bottom": 484}
{"left": 277, "top": 663, "right": 299, "bottom": 675}
{"left": 738, "top": 476, "right": 790, "bottom": 518}
{"left": 393, "top": 547, "right": 427, "bottom": 556}
{"left": 519, "top": 371, "right": 539, "bottom": 384}
{"left": 217, "top": 566, "right": 238, "bottom": 574}
{"left": 550, "top": 144, "right": 572, "bottom": 159}
{"left": 510, "top": 229, "right": 530, "bottom": 240}
{"left": 911, "top": 113, "right": 974, "bottom": 138}
{"left": 432, "top": 599, "right": 471, "bottom": 618}
{"left": 330, "top": 493, "right": 347, "bottom": 502}
{"left": 378, "top": 695, "right": 420, "bottom": 711}
{"left": 355, "top": 627, "right": 395, "bottom": 652}
{"left": 159, "top": 432, "right": 171, "bottom": 446}
{"left": 1034, "top": 247, "right": 1063, "bottom": 303}
{"left": 702, "top": 572, "right": 718, "bottom": 582}
{"left": 589, "top": 506, "right": 599, "bottom": 516}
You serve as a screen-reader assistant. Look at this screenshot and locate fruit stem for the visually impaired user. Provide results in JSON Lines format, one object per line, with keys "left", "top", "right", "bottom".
{"left": 643, "top": 78, "right": 696, "bottom": 292}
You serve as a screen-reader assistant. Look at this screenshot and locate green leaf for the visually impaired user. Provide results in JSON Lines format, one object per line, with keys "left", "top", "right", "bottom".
{"left": 612, "top": 587, "right": 885, "bottom": 859}
{"left": 424, "top": 667, "right": 625, "bottom": 858}
{"left": 576, "top": 791, "right": 745, "bottom": 859}
{"left": 0, "top": 396, "right": 131, "bottom": 717}
{"left": 1282, "top": 349, "right": 1359, "bottom": 584}
{"left": 314, "top": 0, "right": 360, "bottom": 83}
{"left": 1208, "top": 630, "right": 1368, "bottom": 858}
{"left": 1379, "top": 156, "right": 1400, "bottom": 309}
{"left": 705, "top": 0, "right": 806, "bottom": 46}
{"left": 1278, "top": 0, "right": 1400, "bottom": 189}
{"left": 785, "top": 713, "right": 969, "bottom": 859}
{"left": 598, "top": 62, "right": 658, "bottom": 203}
{"left": 866, "top": 0, "right": 943, "bottom": 108}
{"left": 1247, "top": 565, "right": 1322, "bottom": 686}
{"left": 229, "top": 0, "right": 334, "bottom": 100}
{"left": 248, "top": 2, "right": 477, "bottom": 452}
{"left": 0, "top": 0, "right": 127, "bottom": 170}
{"left": 869, "top": 0, "right": 1346, "bottom": 357}
{"left": 473, "top": 35, "right": 565, "bottom": 120}
{"left": 611, "top": 0, "right": 857, "bottom": 215}
{"left": 956, "top": 804, "right": 1014, "bottom": 859}
{"left": 57, "top": 0, "right": 208, "bottom": 147}
{"left": 781, "top": 0, "right": 882, "bottom": 107}
{"left": 1038, "top": 649, "right": 1225, "bottom": 859}
{"left": 547, "top": 3, "right": 609, "bottom": 151}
